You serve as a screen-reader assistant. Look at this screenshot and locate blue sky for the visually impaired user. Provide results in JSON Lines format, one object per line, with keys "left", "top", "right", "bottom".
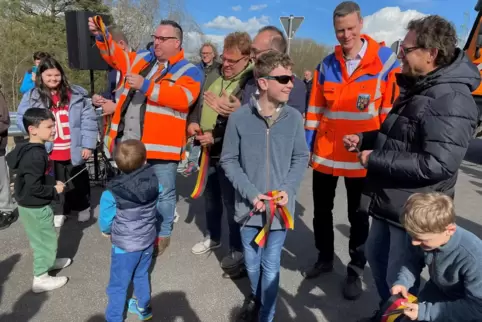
{"left": 184, "top": 0, "right": 475, "bottom": 46}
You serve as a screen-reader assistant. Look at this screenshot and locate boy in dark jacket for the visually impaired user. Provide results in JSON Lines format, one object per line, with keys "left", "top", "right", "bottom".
{"left": 391, "top": 192, "right": 482, "bottom": 322}
{"left": 220, "top": 51, "right": 309, "bottom": 322}
{"left": 6, "top": 108, "right": 69, "bottom": 293}
{"left": 99, "top": 139, "right": 161, "bottom": 321}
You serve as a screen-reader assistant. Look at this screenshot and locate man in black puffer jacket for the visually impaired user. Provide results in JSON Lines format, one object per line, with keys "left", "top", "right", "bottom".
{"left": 344, "top": 15, "right": 481, "bottom": 321}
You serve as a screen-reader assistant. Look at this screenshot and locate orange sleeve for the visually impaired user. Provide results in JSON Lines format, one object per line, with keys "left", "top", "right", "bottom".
{"left": 379, "top": 65, "right": 401, "bottom": 124}
{"left": 305, "top": 64, "right": 326, "bottom": 131}
{"left": 95, "top": 33, "right": 135, "bottom": 76}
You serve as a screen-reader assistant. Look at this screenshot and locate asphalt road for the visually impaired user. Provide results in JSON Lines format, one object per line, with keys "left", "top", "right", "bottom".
{"left": 1, "top": 146, "right": 482, "bottom": 322}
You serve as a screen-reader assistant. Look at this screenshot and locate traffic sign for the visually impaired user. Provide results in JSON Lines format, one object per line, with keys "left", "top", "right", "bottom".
{"left": 279, "top": 15, "right": 304, "bottom": 55}
{"left": 280, "top": 16, "right": 304, "bottom": 39}
{"left": 390, "top": 40, "right": 402, "bottom": 55}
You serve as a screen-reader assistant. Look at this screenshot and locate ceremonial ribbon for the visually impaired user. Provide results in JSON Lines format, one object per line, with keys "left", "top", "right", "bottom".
{"left": 379, "top": 294, "right": 418, "bottom": 322}
{"left": 93, "top": 15, "right": 125, "bottom": 93}
{"left": 93, "top": 15, "right": 125, "bottom": 155}
{"left": 253, "top": 190, "right": 294, "bottom": 248}
{"left": 190, "top": 135, "right": 210, "bottom": 199}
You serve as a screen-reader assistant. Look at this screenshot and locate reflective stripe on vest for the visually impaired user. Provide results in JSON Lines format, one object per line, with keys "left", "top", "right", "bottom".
{"left": 144, "top": 144, "right": 181, "bottom": 154}
{"left": 312, "top": 154, "right": 365, "bottom": 170}
{"left": 145, "top": 105, "right": 187, "bottom": 121}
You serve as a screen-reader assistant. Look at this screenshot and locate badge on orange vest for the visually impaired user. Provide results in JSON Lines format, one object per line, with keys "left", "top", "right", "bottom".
{"left": 356, "top": 94, "right": 371, "bottom": 111}
{"left": 376, "top": 293, "right": 418, "bottom": 322}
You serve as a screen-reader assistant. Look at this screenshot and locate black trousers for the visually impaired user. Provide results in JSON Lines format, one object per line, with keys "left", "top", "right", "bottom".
{"left": 54, "top": 160, "right": 91, "bottom": 212}
{"left": 312, "top": 170, "right": 369, "bottom": 276}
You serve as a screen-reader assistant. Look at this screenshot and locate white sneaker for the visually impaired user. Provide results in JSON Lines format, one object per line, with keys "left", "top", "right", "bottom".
{"left": 191, "top": 238, "right": 221, "bottom": 255}
{"left": 49, "top": 258, "right": 72, "bottom": 271}
{"left": 32, "top": 274, "right": 68, "bottom": 293}
{"left": 77, "top": 209, "right": 90, "bottom": 222}
{"left": 173, "top": 208, "right": 180, "bottom": 223}
{"left": 53, "top": 215, "right": 66, "bottom": 228}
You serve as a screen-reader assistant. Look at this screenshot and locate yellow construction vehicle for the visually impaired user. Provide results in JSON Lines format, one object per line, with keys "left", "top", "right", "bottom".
{"left": 465, "top": 0, "right": 482, "bottom": 135}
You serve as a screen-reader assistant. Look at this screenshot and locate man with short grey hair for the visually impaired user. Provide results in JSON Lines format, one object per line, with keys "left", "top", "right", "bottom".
{"left": 242, "top": 25, "right": 307, "bottom": 115}
{"left": 304, "top": 1, "right": 400, "bottom": 301}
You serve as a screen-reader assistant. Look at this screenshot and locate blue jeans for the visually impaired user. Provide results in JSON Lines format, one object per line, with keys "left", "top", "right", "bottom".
{"left": 241, "top": 226, "right": 287, "bottom": 322}
{"left": 204, "top": 162, "right": 242, "bottom": 251}
{"left": 365, "top": 218, "right": 420, "bottom": 304}
{"left": 148, "top": 160, "right": 178, "bottom": 237}
{"left": 105, "top": 245, "right": 153, "bottom": 322}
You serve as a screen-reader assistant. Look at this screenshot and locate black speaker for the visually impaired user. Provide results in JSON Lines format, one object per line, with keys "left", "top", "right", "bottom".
{"left": 65, "top": 11, "right": 112, "bottom": 70}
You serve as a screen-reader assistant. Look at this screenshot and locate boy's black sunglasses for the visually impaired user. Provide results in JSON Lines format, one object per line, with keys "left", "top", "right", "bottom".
{"left": 261, "top": 75, "right": 294, "bottom": 84}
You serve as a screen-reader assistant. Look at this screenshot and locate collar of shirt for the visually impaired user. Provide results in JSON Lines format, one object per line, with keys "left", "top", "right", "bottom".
{"left": 255, "top": 98, "right": 282, "bottom": 115}
{"left": 344, "top": 38, "right": 367, "bottom": 61}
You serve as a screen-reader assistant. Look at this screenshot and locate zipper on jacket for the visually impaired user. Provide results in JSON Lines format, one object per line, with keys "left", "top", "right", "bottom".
{"left": 266, "top": 127, "right": 270, "bottom": 193}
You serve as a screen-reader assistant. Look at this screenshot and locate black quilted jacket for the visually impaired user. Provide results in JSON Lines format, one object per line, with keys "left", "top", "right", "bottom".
{"left": 358, "top": 49, "right": 481, "bottom": 227}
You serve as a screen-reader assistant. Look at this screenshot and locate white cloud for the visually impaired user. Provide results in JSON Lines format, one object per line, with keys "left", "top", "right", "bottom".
{"left": 362, "top": 6, "right": 427, "bottom": 46}
{"left": 183, "top": 32, "right": 225, "bottom": 58}
{"left": 232, "top": 5, "right": 242, "bottom": 11}
{"left": 204, "top": 15, "right": 269, "bottom": 33}
{"left": 249, "top": 4, "right": 268, "bottom": 11}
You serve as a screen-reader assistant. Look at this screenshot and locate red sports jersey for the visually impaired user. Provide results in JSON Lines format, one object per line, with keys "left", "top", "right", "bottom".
{"left": 50, "top": 92, "right": 71, "bottom": 161}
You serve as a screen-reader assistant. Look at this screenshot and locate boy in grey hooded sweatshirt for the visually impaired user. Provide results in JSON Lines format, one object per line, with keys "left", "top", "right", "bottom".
{"left": 220, "top": 51, "right": 309, "bottom": 322}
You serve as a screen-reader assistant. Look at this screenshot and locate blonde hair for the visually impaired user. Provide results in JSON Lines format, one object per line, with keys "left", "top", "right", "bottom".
{"left": 224, "top": 32, "right": 252, "bottom": 56}
{"left": 401, "top": 192, "right": 455, "bottom": 235}
{"left": 114, "top": 139, "right": 146, "bottom": 174}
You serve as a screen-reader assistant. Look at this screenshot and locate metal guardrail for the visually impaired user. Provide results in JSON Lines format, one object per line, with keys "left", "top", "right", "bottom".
{"left": 8, "top": 112, "right": 25, "bottom": 137}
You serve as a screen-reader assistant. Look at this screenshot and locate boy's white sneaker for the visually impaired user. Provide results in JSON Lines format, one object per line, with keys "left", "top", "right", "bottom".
{"left": 49, "top": 258, "right": 72, "bottom": 271}
{"left": 32, "top": 274, "right": 68, "bottom": 293}
{"left": 53, "top": 215, "right": 66, "bottom": 228}
{"left": 77, "top": 209, "right": 90, "bottom": 222}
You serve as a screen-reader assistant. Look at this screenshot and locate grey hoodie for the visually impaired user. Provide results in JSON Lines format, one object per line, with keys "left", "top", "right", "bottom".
{"left": 220, "top": 96, "right": 309, "bottom": 229}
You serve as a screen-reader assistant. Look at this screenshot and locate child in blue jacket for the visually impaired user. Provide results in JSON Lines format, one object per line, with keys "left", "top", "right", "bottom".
{"left": 99, "top": 139, "right": 161, "bottom": 321}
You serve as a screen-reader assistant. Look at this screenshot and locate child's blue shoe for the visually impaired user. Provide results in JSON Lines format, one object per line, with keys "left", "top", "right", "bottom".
{"left": 128, "top": 298, "right": 152, "bottom": 320}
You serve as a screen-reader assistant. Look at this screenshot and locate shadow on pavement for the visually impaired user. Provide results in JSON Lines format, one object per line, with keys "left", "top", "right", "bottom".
{"left": 86, "top": 290, "right": 201, "bottom": 322}
{"left": 0, "top": 254, "right": 21, "bottom": 306}
{"left": 55, "top": 186, "right": 101, "bottom": 261}
{"left": 0, "top": 291, "right": 48, "bottom": 322}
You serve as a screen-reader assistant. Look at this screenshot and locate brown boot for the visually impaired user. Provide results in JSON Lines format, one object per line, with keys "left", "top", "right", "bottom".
{"left": 153, "top": 237, "right": 171, "bottom": 257}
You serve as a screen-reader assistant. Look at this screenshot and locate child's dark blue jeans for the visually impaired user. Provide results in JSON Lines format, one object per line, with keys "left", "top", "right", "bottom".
{"left": 105, "top": 245, "right": 153, "bottom": 321}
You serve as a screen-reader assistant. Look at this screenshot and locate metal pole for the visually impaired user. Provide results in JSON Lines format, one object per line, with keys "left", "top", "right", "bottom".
{"left": 287, "top": 15, "right": 293, "bottom": 55}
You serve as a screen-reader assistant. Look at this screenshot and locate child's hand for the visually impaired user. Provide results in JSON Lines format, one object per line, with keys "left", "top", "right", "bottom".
{"left": 401, "top": 302, "right": 418, "bottom": 320}
{"left": 391, "top": 284, "right": 409, "bottom": 298}
{"left": 55, "top": 181, "right": 65, "bottom": 194}
{"left": 252, "top": 194, "right": 272, "bottom": 212}
{"left": 82, "top": 149, "right": 92, "bottom": 160}
{"left": 101, "top": 233, "right": 110, "bottom": 238}
{"left": 274, "top": 191, "right": 288, "bottom": 206}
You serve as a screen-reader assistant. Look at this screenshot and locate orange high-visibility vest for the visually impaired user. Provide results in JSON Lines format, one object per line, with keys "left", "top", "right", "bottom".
{"left": 96, "top": 32, "right": 202, "bottom": 161}
{"left": 305, "top": 35, "right": 401, "bottom": 177}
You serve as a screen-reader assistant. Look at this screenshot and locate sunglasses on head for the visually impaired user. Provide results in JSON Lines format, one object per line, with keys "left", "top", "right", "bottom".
{"left": 262, "top": 75, "right": 294, "bottom": 84}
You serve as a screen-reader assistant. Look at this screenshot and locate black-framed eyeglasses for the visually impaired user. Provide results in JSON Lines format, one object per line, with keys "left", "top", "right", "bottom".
{"left": 151, "top": 35, "right": 178, "bottom": 43}
{"left": 261, "top": 75, "right": 294, "bottom": 85}
{"left": 399, "top": 46, "right": 420, "bottom": 57}
{"left": 220, "top": 55, "right": 247, "bottom": 65}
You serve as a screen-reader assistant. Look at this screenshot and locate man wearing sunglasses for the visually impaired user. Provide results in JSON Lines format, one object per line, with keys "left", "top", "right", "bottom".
{"left": 346, "top": 15, "right": 481, "bottom": 322}
{"left": 303, "top": 1, "right": 401, "bottom": 301}
{"left": 89, "top": 19, "right": 203, "bottom": 257}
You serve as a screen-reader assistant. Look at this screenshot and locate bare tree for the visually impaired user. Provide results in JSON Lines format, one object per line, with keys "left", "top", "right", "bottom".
{"left": 289, "top": 38, "right": 331, "bottom": 76}
{"left": 104, "top": 0, "right": 203, "bottom": 51}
